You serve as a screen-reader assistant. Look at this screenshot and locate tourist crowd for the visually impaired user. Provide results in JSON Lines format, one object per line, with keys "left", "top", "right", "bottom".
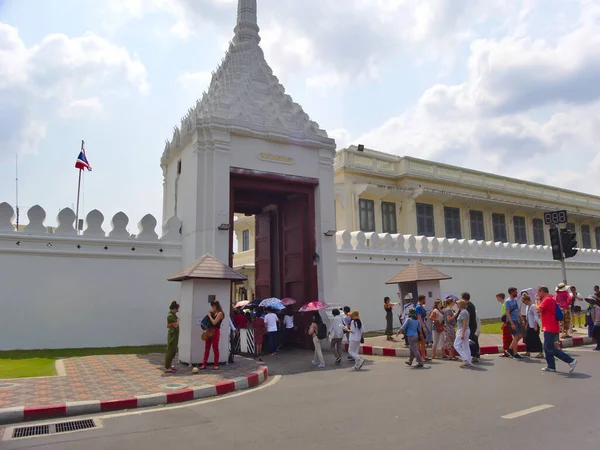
{"left": 162, "top": 284, "right": 600, "bottom": 374}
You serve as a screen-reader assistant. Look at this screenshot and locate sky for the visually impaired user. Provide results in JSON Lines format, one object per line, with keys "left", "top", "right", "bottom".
{"left": 1, "top": 0, "right": 600, "bottom": 232}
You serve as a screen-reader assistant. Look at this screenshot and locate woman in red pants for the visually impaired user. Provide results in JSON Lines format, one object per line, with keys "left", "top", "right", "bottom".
{"left": 200, "top": 300, "right": 225, "bottom": 370}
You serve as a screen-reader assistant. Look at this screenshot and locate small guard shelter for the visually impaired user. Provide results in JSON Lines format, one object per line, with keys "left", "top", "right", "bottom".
{"left": 168, "top": 253, "right": 247, "bottom": 365}
{"left": 386, "top": 261, "right": 452, "bottom": 310}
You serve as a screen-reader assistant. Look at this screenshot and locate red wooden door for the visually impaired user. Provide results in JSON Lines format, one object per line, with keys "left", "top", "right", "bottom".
{"left": 254, "top": 212, "right": 272, "bottom": 300}
{"left": 282, "top": 196, "right": 311, "bottom": 347}
{"left": 282, "top": 196, "right": 308, "bottom": 304}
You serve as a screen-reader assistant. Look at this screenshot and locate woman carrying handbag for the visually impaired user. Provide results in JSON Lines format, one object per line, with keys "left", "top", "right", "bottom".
{"left": 199, "top": 300, "right": 225, "bottom": 370}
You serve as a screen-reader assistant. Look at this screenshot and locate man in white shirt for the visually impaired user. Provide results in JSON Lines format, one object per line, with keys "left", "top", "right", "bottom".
{"left": 264, "top": 310, "right": 279, "bottom": 356}
{"left": 329, "top": 309, "right": 345, "bottom": 364}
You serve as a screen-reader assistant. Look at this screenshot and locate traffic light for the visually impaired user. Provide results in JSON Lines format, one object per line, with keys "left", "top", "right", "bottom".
{"left": 561, "top": 228, "right": 578, "bottom": 259}
{"left": 549, "top": 227, "right": 562, "bottom": 260}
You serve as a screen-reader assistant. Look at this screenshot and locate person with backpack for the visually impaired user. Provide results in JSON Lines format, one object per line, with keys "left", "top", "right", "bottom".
{"left": 401, "top": 309, "right": 425, "bottom": 368}
{"left": 536, "top": 286, "right": 577, "bottom": 373}
{"left": 308, "top": 313, "right": 327, "bottom": 368}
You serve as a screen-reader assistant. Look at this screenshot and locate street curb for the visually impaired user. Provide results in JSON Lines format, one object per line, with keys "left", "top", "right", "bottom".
{"left": 0, "top": 365, "right": 268, "bottom": 426}
{"left": 346, "top": 336, "right": 594, "bottom": 358}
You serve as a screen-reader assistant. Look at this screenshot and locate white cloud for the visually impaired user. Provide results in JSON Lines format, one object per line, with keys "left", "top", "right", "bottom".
{"left": 18, "top": 121, "right": 47, "bottom": 155}
{"left": 177, "top": 70, "right": 211, "bottom": 92}
{"left": 341, "top": 2, "right": 600, "bottom": 195}
{"left": 328, "top": 128, "right": 352, "bottom": 149}
{"left": 106, "top": 0, "right": 524, "bottom": 83}
{"left": 60, "top": 97, "right": 103, "bottom": 118}
{"left": 0, "top": 22, "right": 149, "bottom": 159}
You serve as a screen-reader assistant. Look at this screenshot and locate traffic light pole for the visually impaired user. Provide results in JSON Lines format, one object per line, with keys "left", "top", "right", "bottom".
{"left": 553, "top": 224, "right": 568, "bottom": 284}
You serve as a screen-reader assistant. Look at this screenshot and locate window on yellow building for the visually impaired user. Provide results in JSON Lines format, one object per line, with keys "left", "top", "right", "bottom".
{"left": 381, "top": 202, "right": 397, "bottom": 234}
{"left": 567, "top": 222, "right": 575, "bottom": 233}
{"left": 416, "top": 203, "right": 435, "bottom": 237}
{"left": 469, "top": 210, "right": 485, "bottom": 241}
{"left": 444, "top": 207, "right": 462, "bottom": 239}
{"left": 492, "top": 213, "right": 508, "bottom": 243}
{"left": 359, "top": 199, "right": 375, "bottom": 232}
{"left": 596, "top": 227, "right": 600, "bottom": 250}
{"left": 242, "top": 229, "right": 249, "bottom": 251}
{"left": 533, "top": 218, "right": 545, "bottom": 245}
{"left": 581, "top": 225, "right": 591, "bottom": 249}
{"left": 513, "top": 216, "right": 527, "bottom": 244}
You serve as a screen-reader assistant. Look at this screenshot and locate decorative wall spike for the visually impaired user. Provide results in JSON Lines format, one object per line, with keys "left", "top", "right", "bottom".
{"left": 109, "top": 212, "right": 130, "bottom": 240}
{"left": 23, "top": 205, "right": 47, "bottom": 235}
{"left": 0, "top": 202, "right": 15, "bottom": 232}
{"left": 161, "top": 216, "right": 182, "bottom": 242}
{"left": 137, "top": 214, "right": 158, "bottom": 241}
{"left": 55, "top": 208, "right": 77, "bottom": 236}
{"left": 83, "top": 210, "right": 105, "bottom": 237}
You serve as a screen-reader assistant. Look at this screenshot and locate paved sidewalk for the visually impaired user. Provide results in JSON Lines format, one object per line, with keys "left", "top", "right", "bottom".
{"left": 365, "top": 327, "right": 591, "bottom": 350}
{"left": 360, "top": 327, "right": 593, "bottom": 357}
{"left": 0, "top": 353, "right": 267, "bottom": 424}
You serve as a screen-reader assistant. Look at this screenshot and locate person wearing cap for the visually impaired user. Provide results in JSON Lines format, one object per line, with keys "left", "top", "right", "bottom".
{"left": 165, "top": 300, "right": 180, "bottom": 373}
{"left": 401, "top": 309, "right": 425, "bottom": 368}
{"left": 555, "top": 283, "right": 572, "bottom": 339}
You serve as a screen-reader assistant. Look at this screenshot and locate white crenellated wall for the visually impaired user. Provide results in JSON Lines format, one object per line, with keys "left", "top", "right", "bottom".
{"left": 4, "top": 197, "right": 600, "bottom": 349}
{"left": 335, "top": 230, "right": 600, "bottom": 333}
{"left": 0, "top": 202, "right": 183, "bottom": 350}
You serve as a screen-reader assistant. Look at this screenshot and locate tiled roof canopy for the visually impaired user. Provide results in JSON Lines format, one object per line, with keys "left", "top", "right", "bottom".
{"left": 168, "top": 254, "right": 247, "bottom": 282}
{"left": 386, "top": 261, "right": 452, "bottom": 284}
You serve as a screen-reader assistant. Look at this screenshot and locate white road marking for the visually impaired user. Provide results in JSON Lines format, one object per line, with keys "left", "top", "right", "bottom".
{"left": 13, "top": 375, "right": 282, "bottom": 426}
{"left": 502, "top": 404, "right": 554, "bottom": 419}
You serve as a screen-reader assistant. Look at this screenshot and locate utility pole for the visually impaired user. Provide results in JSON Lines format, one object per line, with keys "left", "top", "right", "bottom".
{"left": 554, "top": 224, "right": 567, "bottom": 285}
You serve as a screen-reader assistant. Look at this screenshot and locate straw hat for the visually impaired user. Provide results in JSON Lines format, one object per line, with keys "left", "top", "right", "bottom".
{"left": 350, "top": 310, "right": 360, "bottom": 320}
{"left": 556, "top": 283, "right": 568, "bottom": 292}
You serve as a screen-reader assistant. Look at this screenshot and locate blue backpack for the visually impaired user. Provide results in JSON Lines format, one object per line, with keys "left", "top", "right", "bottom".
{"left": 555, "top": 301, "right": 564, "bottom": 321}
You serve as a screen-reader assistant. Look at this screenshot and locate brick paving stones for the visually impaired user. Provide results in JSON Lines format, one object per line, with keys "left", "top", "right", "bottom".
{"left": 0, "top": 354, "right": 262, "bottom": 408}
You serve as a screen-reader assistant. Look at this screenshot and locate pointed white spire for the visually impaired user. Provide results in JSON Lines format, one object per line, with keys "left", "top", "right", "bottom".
{"left": 234, "top": 0, "right": 260, "bottom": 44}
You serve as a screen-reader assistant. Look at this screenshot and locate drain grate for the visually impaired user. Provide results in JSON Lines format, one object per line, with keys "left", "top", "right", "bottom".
{"left": 55, "top": 419, "right": 96, "bottom": 434}
{"left": 12, "top": 424, "right": 50, "bottom": 439}
{"left": 8, "top": 419, "right": 100, "bottom": 441}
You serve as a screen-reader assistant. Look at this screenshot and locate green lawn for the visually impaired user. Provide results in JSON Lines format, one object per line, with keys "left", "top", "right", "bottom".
{"left": 0, "top": 345, "right": 165, "bottom": 379}
{"left": 479, "top": 319, "right": 503, "bottom": 335}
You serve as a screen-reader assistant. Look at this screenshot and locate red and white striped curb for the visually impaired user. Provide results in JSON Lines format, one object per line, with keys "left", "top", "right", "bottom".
{"left": 0, "top": 365, "right": 268, "bottom": 426}
{"left": 345, "top": 336, "right": 594, "bottom": 358}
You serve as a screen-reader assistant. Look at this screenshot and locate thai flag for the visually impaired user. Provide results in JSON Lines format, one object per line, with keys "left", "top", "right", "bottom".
{"left": 75, "top": 140, "right": 92, "bottom": 171}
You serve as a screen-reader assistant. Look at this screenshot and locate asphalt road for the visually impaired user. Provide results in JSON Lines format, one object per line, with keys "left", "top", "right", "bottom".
{"left": 3, "top": 346, "right": 599, "bottom": 450}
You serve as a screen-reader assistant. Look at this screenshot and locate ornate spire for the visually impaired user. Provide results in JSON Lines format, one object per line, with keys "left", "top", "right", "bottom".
{"left": 233, "top": 0, "right": 260, "bottom": 44}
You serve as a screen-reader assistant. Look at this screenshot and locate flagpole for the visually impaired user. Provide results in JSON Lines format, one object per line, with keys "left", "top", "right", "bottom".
{"left": 75, "top": 168, "right": 82, "bottom": 235}
{"left": 15, "top": 152, "right": 19, "bottom": 230}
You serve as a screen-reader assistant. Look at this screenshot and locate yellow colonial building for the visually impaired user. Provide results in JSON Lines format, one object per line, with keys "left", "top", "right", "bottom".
{"left": 233, "top": 145, "right": 600, "bottom": 301}
{"left": 334, "top": 145, "right": 600, "bottom": 247}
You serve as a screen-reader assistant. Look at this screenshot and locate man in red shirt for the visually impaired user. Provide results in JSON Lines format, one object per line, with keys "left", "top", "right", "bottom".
{"left": 536, "top": 286, "right": 577, "bottom": 373}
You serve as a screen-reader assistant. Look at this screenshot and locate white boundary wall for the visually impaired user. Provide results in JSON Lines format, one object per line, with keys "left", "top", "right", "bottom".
{"left": 0, "top": 203, "right": 183, "bottom": 350}
{"left": 3, "top": 201, "right": 600, "bottom": 349}
{"left": 335, "top": 231, "right": 600, "bottom": 333}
